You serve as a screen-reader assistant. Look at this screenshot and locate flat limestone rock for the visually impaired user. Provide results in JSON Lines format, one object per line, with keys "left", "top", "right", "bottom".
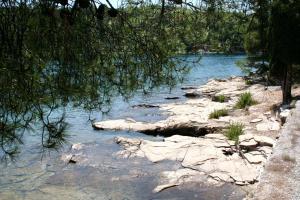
{"left": 240, "top": 139, "right": 258, "bottom": 150}
{"left": 256, "top": 121, "right": 281, "bottom": 131}
{"left": 153, "top": 169, "right": 206, "bottom": 192}
{"left": 164, "top": 135, "right": 198, "bottom": 143}
{"left": 258, "top": 146, "right": 273, "bottom": 155}
{"left": 190, "top": 157, "right": 258, "bottom": 184}
{"left": 204, "top": 133, "right": 227, "bottom": 140}
{"left": 244, "top": 153, "right": 266, "bottom": 164}
{"left": 114, "top": 134, "right": 269, "bottom": 190}
{"left": 181, "top": 145, "right": 224, "bottom": 167}
{"left": 92, "top": 76, "right": 284, "bottom": 192}
{"left": 254, "top": 136, "right": 275, "bottom": 147}
{"left": 93, "top": 119, "right": 156, "bottom": 132}
{"left": 239, "top": 134, "right": 254, "bottom": 142}
{"left": 141, "top": 140, "right": 188, "bottom": 162}
{"left": 209, "top": 172, "right": 234, "bottom": 183}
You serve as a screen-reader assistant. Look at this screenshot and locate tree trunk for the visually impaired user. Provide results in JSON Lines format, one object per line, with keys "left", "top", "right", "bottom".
{"left": 282, "top": 64, "right": 292, "bottom": 105}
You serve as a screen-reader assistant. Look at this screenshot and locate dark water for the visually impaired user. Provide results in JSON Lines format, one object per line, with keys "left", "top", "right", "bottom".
{"left": 0, "top": 54, "right": 246, "bottom": 200}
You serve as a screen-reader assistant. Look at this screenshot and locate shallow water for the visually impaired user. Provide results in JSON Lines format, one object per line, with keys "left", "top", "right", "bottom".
{"left": 0, "top": 54, "right": 246, "bottom": 200}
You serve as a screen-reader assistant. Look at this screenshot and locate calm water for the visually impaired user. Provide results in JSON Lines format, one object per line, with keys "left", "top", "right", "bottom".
{"left": 0, "top": 54, "right": 246, "bottom": 200}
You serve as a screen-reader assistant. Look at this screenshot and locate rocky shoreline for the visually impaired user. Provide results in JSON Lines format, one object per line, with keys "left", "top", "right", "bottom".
{"left": 72, "top": 76, "right": 300, "bottom": 195}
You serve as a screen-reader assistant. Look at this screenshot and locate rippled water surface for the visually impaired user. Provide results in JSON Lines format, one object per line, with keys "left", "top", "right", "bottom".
{"left": 0, "top": 54, "right": 247, "bottom": 200}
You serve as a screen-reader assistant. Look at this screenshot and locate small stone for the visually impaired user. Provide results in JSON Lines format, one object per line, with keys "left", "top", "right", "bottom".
{"left": 72, "top": 143, "right": 83, "bottom": 150}
{"left": 239, "top": 139, "right": 258, "bottom": 150}
{"left": 270, "top": 121, "right": 281, "bottom": 131}
{"left": 250, "top": 118, "right": 263, "bottom": 123}
{"left": 235, "top": 181, "right": 248, "bottom": 186}
{"left": 125, "top": 118, "right": 136, "bottom": 123}
{"left": 279, "top": 109, "right": 290, "bottom": 123}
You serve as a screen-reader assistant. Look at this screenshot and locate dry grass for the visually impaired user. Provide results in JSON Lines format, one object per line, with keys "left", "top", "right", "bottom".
{"left": 282, "top": 154, "right": 296, "bottom": 163}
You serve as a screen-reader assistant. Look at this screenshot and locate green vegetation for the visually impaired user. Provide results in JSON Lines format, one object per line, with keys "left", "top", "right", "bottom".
{"left": 235, "top": 92, "right": 257, "bottom": 109}
{"left": 209, "top": 109, "right": 228, "bottom": 119}
{"left": 225, "top": 123, "right": 244, "bottom": 142}
{"left": 213, "top": 95, "right": 226, "bottom": 103}
{"left": 245, "top": 80, "right": 252, "bottom": 85}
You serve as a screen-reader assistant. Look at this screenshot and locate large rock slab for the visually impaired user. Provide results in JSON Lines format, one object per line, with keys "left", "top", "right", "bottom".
{"left": 92, "top": 76, "right": 287, "bottom": 193}
{"left": 115, "top": 134, "right": 274, "bottom": 190}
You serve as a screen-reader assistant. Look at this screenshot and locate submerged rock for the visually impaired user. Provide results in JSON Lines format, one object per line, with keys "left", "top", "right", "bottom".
{"left": 165, "top": 96, "right": 180, "bottom": 100}
{"left": 181, "top": 86, "right": 198, "bottom": 90}
{"left": 184, "top": 91, "right": 201, "bottom": 98}
{"left": 132, "top": 104, "right": 159, "bottom": 108}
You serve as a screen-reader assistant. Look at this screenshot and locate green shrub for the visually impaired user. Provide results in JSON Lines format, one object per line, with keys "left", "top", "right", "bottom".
{"left": 235, "top": 92, "right": 257, "bottom": 109}
{"left": 245, "top": 80, "right": 252, "bottom": 85}
{"left": 225, "top": 122, "right": 244, "bottom": 142}
{"left": 209, "top": 109, "right": 228, "bottom": 119}
{"left": 213, "top": 95, "right": 226, "bottom": 103}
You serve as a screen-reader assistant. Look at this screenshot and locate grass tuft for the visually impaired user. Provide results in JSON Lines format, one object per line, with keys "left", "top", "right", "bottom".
{"left": 225, "top": 122, "right": 244, "bottom": 142}
{"left": 213, "top": 95, "right": 226, "bottom": 103}
{"left": 235, "top": 92, "right": 257, "bottom": 109}
{"left": 209, "top": 109, "right": 228, "bottom": 119}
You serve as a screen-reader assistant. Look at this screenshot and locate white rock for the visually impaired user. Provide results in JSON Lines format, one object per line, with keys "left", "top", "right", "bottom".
{"left": 239, "top": 139, "right": 258, "bottom": 149}
{"left": 256, "top": 121, "right": 281, "bottom": 131}
{"left": 72, "top": 143, "right": 84, "bottom": 150}
{"left": 254, "top": 136, "right": 275, "bottom": 147}
{"left": 256, "top": 123, "right": 269, "bottom": 131}
{"left": 244, "top": 153, "right": 266, "bottom": 164}
{"left": 239, "top": 134, "right": 254, "bottom": 142}
{"left": 258, "top": 146, "right": 273, "bottom": 155}
{"left": 270, "top": 121, "right": 281, "bottom": 131}
{"left": 250, "top": 118, "right": 263, "bottom": 123}
{"left": 204, "top": 133, "right": 226, "bottom": 140}
{"left": 280, "top": 109, "right": 290, "bottom": 119}
{"left": 209, "top": 172, "right": 234, "bottom": 182}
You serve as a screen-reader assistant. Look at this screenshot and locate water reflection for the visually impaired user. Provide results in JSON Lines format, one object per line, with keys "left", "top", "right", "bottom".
{"left": 0, "top": 2, "right": 187, "bottom": 160}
